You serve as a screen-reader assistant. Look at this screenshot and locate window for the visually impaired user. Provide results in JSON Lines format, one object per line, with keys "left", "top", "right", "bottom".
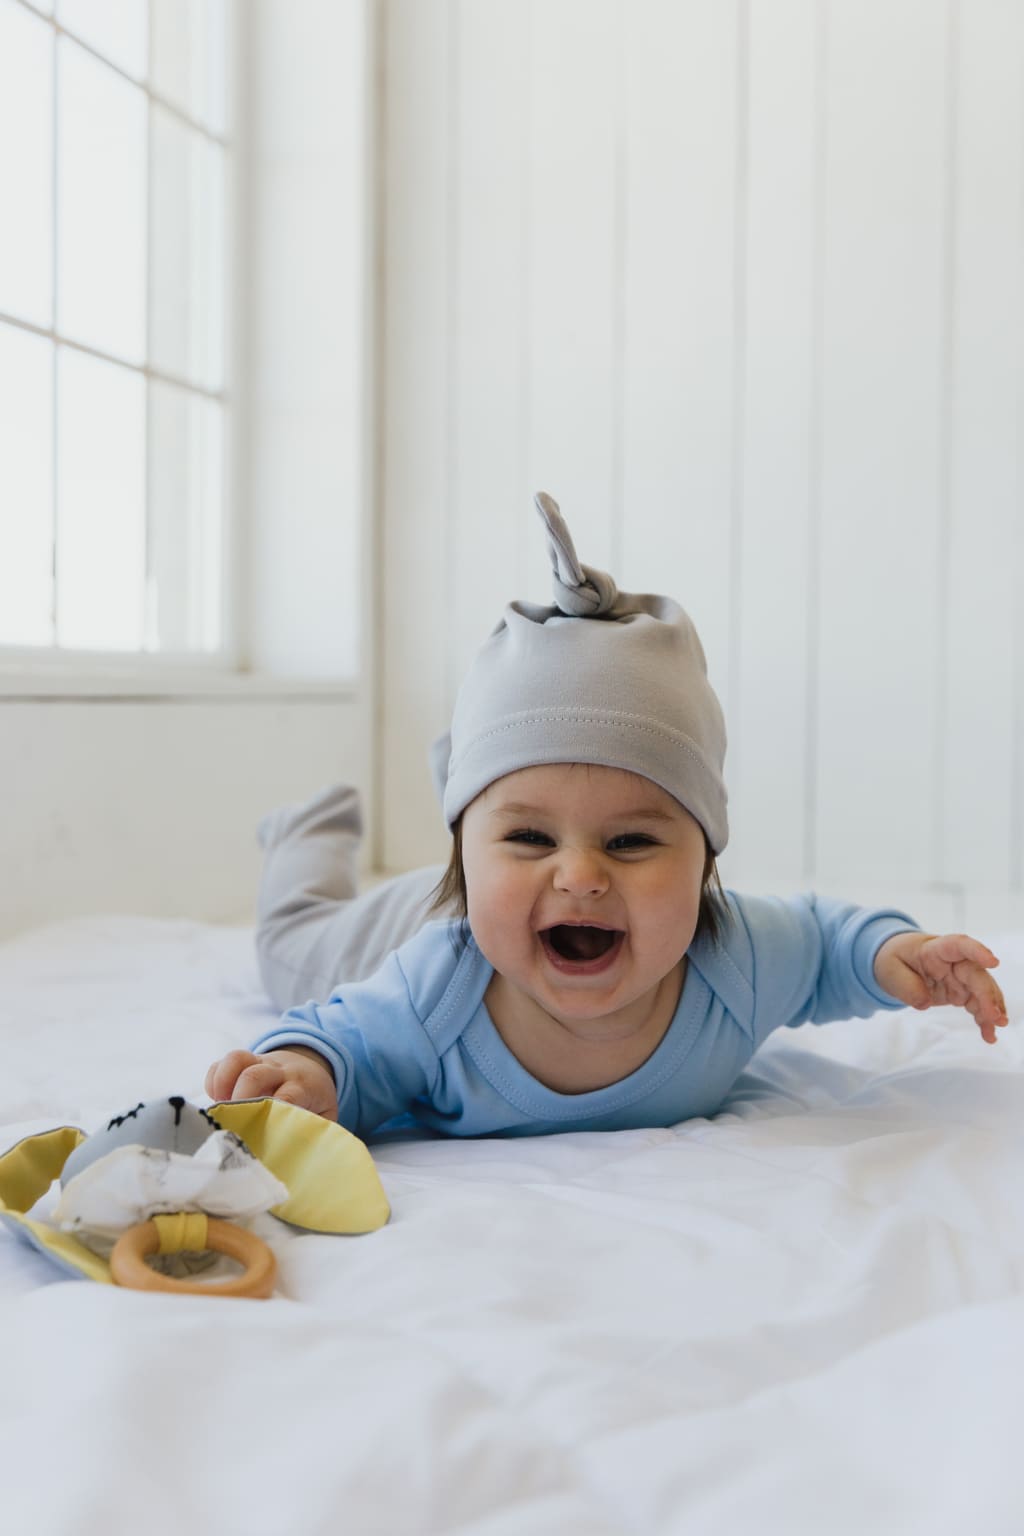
{"left": 0, "top": 0, "right": 233, "bottom": 663}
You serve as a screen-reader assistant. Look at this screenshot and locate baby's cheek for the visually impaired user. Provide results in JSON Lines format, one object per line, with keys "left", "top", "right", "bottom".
{"left": 468, "top": 871, "right": 538, "bottom": 967}
{"left": 644, "top": 881, "right": 700, "bottom": 954}
{"left": 465, "top": 874, "right": 510, "bottom": 942}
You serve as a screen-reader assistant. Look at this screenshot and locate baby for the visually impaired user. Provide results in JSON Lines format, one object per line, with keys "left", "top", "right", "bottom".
{"left": 206, "top": 494, "right": 1008, "bottom": 1137}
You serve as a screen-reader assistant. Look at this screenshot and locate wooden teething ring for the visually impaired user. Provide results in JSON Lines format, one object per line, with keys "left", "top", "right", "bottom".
{"left": 110, "top": 1216, "right": 276, "bottom": 1298}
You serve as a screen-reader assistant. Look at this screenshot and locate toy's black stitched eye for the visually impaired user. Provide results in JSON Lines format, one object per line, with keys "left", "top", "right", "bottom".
{"left": 106, "top": 1102, "right": 145, "bottom": 1131}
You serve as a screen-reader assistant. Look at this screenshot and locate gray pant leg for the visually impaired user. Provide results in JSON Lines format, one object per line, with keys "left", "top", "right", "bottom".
{"left": 255, "top": 782, "right": 449, "bottom": 1010}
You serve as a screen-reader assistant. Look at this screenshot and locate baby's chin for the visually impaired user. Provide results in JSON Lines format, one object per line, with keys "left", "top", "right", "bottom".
{"left": 521, "top": 954, "right": 673, "bottom": 1022}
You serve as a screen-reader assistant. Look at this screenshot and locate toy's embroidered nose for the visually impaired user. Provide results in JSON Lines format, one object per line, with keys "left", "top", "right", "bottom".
{"left": 534, "top": 492, "right": 618, "bottom": 617}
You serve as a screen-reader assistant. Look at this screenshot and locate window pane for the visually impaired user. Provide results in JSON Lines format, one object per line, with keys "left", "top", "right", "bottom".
{"left": 57, "top": 38, "right": 146, "bottom": 364}
{"left": 150, "top": 107, "right": 225, "bottom": 391}
{"left": 199, "top": 396, "right": 224, "bottom": 651}
{"left": 55, "top": 0, "right": 146, "bottom": 80}
{"left": 0, "top": 325, "right": 54, "bottom": 645}
{"left": 0, "top": 0, "right": 54, "bottom": 328}
{"left": 56, "top": 348, "right": 145, "bottom": 649}
{"left": 150, "top": 0, "right": 228, "bottom": 136}
{"left": 148, "top": 380, "right": 223, "bottom": 652}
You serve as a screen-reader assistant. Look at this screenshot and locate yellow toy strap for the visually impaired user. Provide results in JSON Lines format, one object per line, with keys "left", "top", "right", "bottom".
{"left": 152, "top": 1211, "right": 210, "bottom": 1254}
{"left": 207, "top": 1098, "right": 391, "bottom": 1234}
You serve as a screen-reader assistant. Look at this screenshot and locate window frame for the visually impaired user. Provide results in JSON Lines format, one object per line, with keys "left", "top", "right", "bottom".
{"left": 0, "top": 0, "right": 250, "bottom": 694}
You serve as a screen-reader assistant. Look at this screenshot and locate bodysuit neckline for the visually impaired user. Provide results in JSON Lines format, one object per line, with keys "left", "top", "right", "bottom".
{"left": 456, "top": 936, "right": 711, "bottom": 1123}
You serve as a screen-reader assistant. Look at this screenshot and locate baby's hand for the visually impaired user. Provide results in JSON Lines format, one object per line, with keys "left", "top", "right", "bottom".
{"left": 204, "top": 1046, "right": 339, "bottom": 1120}
{"left": 874, "top": 931, "right": 1009, "bottom": 1044}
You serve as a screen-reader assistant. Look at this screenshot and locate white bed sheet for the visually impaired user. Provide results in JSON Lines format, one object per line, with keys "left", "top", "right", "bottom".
{"left": 1, "top": 915, "right": 1023, "bottom": 1535}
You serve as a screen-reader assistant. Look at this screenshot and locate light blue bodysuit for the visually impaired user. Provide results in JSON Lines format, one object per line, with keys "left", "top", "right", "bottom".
{"left": 250, "top": 891, "right": 919, "bottom": 1141}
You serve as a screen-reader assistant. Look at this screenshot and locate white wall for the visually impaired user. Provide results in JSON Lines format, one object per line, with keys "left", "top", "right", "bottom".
{"left": 379, "top": 0, "right": 1024, "bottom": 935}
{"left": 0, "top": 688, "right": 362, "bottom": 934}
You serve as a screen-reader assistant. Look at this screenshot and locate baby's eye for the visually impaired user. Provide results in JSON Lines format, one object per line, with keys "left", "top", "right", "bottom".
{"left": 607, "top": 834, "right": 658, "bottom": 851}
{"left": 506, "top": 828, "right": 554, "bottom": 846}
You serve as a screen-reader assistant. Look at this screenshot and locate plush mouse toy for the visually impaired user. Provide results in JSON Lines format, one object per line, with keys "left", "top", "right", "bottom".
{"left": 0, "top": 1095, "right": 390, "bottom": 1298}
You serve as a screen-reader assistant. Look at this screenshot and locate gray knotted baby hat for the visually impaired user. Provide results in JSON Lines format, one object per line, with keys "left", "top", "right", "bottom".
{"left": 436, "top": 492, "right": 729, "bottom": 852}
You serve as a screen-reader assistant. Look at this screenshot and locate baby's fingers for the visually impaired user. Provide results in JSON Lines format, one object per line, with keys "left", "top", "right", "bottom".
{"left": 205, "top": 1049, "right": 283, "bottom": 1102}
{"left": 957, "top": 964, "right": 1009, "bottom": 1043}
{"left": 923, "top": 933, "right": 1000, "bottom": 974}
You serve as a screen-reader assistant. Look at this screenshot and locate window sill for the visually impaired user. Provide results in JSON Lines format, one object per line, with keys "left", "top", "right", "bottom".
{"left": 0, "top": 666, "right": 358, "bottom": 702}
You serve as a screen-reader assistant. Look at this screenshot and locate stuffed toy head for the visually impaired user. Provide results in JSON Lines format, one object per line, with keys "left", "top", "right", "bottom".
{"left": 62, "top": 1096, "right": 224, "bottom": 1179}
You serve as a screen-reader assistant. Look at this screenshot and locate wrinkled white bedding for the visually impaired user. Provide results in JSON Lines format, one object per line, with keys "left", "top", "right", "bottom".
{"left": 1, "top": 915, "right": 1023, "bottom": 1534}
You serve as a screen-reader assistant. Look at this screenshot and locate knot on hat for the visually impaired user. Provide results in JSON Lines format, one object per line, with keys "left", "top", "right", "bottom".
{"left": 438, "top": 490, "right": 729, "bottom": 853}
{"left": 534, "top": 492, "right": 618, "bottom": 617}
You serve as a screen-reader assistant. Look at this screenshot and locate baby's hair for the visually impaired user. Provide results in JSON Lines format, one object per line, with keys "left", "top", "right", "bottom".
{"left": 426, "top": 814, "right": 728, "bottom": 949}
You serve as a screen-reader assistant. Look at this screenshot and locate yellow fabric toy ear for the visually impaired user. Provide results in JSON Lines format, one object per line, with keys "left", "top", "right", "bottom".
{"left": 0, "top": 1126, "right": 111, "bottom": 1283}
{"left": 207, "top": 1099, "right": 390, "bottom": 1234}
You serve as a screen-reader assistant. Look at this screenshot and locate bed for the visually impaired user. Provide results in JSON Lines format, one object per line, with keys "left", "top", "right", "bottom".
{"left": 1, "top": 913, "right": 1022, "bottom": 1533}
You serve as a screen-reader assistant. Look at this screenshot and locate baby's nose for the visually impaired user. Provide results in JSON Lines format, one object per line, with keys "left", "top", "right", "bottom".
{"left": 552, "top": 848, "right": 609, "bottom": 896}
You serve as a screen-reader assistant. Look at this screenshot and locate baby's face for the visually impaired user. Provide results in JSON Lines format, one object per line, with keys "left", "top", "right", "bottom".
{"left": 460, "top": 763, "right": 707, "bottom": 1029}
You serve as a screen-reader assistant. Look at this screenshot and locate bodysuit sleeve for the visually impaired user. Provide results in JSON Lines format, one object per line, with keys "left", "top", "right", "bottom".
{"left": 723, "top": 890, "right": 921, "bottom": 1051}
{"left": 248, "top": 944, "right": 442, "bottom": 1139}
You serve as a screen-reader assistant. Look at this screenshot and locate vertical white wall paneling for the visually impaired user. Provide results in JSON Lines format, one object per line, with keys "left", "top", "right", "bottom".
{"left": 526, "top": 0, "right": 620, "bottom": 586}
{"left": 943, "top": 0, "right": 1024, "bottom": 894}
{"left": 815, "top": 0, "right": 947, "bottom": 887}
{"left": 449, "top": 0, "right": 532, "bottom": 700}
{"left": 375, "top": 0, "right": 1024, "bottom": 924}
{"left": 724, "top": 0, "right": 817, "bottom": 892}
{"left": 248, "top": 0, "right": 368, "bottom": 679}
{"left": 620, "top": 0, "right": 739, "bottom": 721}
{"left": 382, "top": 0, "right": 454, "bottom": 868}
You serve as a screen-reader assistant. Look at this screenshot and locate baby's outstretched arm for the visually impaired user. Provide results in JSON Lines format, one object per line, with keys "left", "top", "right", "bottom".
{"left": 873, "top": 932, "right": 1009, "bottom": 1043}
{"left": 205, "top": 1045, "right": 339, "bottom": 1119}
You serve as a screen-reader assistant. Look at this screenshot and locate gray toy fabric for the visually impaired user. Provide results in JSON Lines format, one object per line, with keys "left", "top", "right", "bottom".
{"left": 439, "top": 493, "right": 729, "bottom": 851}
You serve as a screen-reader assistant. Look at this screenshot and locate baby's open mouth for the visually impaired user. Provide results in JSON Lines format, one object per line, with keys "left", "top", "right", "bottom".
{"left": 542, "top": 925, "right": 622, "bottom": 963}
